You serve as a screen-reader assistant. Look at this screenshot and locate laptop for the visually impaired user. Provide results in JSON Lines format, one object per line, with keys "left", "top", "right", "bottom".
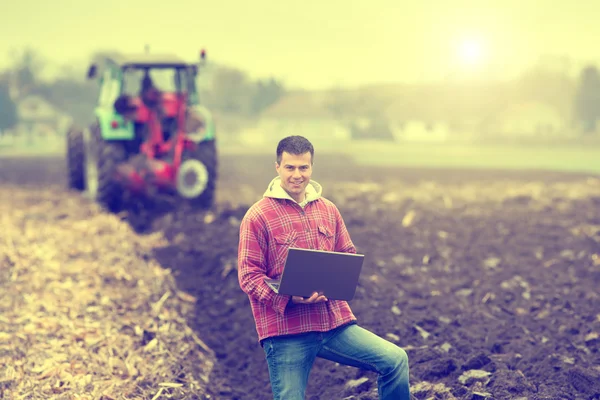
{"left": 264, "top": 247, "right": 365, "bottom": 301}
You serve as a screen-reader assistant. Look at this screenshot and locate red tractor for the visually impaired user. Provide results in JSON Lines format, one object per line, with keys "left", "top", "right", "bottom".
{"left": 66, "top": 51, "right": 217, "bottom": 212}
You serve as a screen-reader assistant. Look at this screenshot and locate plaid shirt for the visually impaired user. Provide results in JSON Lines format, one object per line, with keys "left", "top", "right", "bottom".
{"left": 238, "top": 179, "right": 358, "bottom": 342}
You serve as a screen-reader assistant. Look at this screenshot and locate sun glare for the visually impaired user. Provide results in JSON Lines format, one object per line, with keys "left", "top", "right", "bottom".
{"left": 457, "top": 38, "right": 485, "bottom": 66}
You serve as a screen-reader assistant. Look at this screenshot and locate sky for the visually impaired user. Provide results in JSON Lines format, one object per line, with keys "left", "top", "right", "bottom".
{"left": 1, "top": 0, "right": 600, "bottom": 90}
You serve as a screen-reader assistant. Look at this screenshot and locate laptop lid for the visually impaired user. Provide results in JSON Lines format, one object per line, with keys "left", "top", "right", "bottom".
{"left": 277, "top": 247, "right": 365, "bottom": 301}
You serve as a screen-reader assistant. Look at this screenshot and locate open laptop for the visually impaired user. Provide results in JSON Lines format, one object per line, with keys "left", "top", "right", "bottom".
{"left": 264, "top": 247, "right": 365, "bottom": 301}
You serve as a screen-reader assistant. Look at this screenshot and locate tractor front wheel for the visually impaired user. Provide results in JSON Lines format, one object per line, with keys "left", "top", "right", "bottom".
{"left": 84, "top": 121, "right": 127, "bottom": 212}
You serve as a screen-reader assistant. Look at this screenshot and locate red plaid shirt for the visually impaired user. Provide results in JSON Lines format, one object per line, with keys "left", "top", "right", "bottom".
{"left": 238, "top": 180, "right": 357, "bottom": 342}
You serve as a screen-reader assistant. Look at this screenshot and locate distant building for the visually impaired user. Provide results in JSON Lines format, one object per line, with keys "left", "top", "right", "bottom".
{"left": 481, "top": 101, "right": 567, "bottom": 139}
{"left": 12, "top": 94, "right": 72, "bottom": 137}
{"left": 1, "top": 70, "right": 72, "bottom": 137}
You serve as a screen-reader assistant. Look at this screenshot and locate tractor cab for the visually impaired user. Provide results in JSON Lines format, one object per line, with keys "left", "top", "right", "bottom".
{"left": 119, "top": 64, "right": 193, "bottom": 154}
{"left": 87, "top": 52, "right": 211, "bottom": 157}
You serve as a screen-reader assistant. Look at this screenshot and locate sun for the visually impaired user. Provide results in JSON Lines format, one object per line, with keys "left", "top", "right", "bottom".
{"left": 457, "top": 37, "right": 485, "bottom": 66}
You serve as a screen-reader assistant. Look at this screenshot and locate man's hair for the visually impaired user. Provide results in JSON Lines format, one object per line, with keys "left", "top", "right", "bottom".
{"left": 276, "top": 135, "right": 314, "bottom": 165}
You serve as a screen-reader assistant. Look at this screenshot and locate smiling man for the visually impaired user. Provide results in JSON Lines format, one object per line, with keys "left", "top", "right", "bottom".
{"left": 275, "top": 148, "right": 312, "bottom": 203}
{"left": 237, "top": 135, "right": 411, "bottom": 400}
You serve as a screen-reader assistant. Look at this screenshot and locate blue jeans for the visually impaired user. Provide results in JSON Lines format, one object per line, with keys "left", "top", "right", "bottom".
{"left": 261, "top": 323, "right": 410, "bottom": 399}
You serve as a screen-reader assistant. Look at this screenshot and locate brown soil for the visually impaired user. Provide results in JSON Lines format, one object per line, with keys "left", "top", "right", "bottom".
{"left": 1, "top": 152, "right": 599, "bottom": 400}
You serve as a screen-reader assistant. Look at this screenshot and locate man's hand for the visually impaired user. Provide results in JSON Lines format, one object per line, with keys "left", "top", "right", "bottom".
{"left": 292, "top": 292, "right": 328, "bottom": 304}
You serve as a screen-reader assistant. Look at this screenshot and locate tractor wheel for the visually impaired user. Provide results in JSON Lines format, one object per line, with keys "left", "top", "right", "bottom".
{"left": 84, "top": 121, "right": 127, "bottom": 212}
{"left": 176, "top": 139, "right": 218, "bottom": 208}
{"left": 66, "top": 126, "right": 85, "bottom": 191}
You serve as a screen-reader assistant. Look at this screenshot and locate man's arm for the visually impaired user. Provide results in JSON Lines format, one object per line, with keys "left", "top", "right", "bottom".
{"left": 237, "top": 214, "right": 291, "bottom": 315}
{"left": 333, "top": 205, "right": 357, "bottom": 254}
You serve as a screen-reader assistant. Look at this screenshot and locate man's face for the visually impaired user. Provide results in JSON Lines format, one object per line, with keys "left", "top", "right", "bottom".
{"left": 276, "top": 151, "right": 312, "bottom": 201}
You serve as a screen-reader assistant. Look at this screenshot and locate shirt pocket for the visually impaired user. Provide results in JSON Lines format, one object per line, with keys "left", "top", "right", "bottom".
{"left": 317, "top": 224, "right": 335, "bottom": 251}
{"left": 272, "top": 230, "right": 298, "bottom": 272}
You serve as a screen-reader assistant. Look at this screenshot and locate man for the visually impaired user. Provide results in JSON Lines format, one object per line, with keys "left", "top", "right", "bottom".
{"left": 238, "top": 135, "right": 411, "bottom": 399}
{"left": 140, "top": 73, "right": 161, "bottom": 109}
{"left": 113, "top": 94, "right": 138, "bottom": 121}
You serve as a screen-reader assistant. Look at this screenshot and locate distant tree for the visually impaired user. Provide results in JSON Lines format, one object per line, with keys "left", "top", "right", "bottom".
{"left": 324, "top": 86, "right": 395, "bottom": 140}
{"left": 325, "top": 86, "right": 359, "bottom": 118}
{"left": 251, "top": 78, "right": 285, "bottom": 115}
{"left": 573, "top": 65, "right": 600, "bottom": 134}
{"left": 518, "top": 66, "right": 575, "bottom": 118}
{"left": 0, "top": 81, "right": 18, "bottom": 134}
{"left": 9, "top": 47, "right": 46, "bottom": 93}
{"left": 198, "top": 64, "right": 287, "bottom": 116}
{"left": 204, "top": 66, "right": 253, "bottom": 115}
